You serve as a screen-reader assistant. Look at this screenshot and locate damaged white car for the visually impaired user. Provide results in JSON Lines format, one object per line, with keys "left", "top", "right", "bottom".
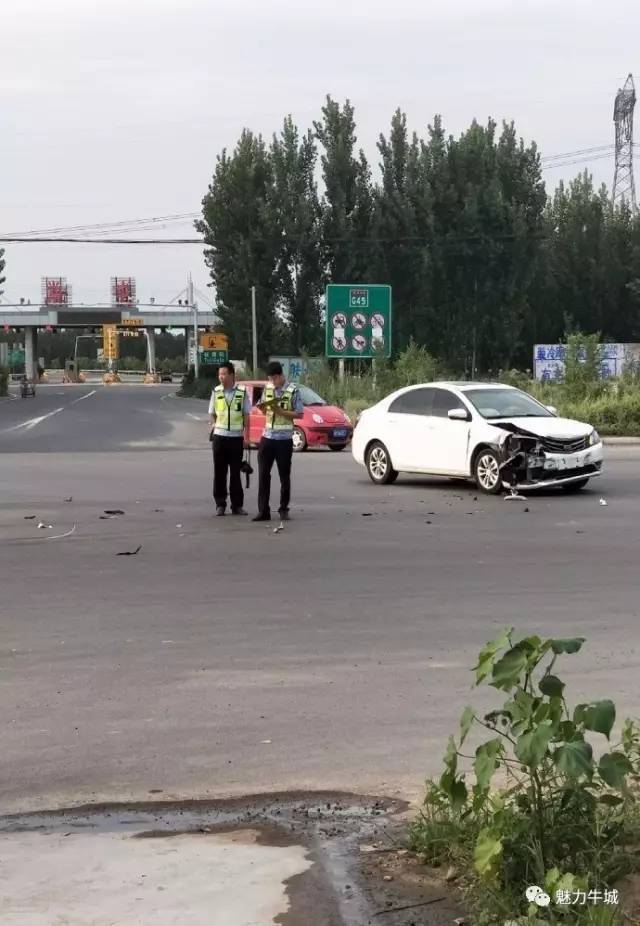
{"left": 352, "top": 382, "right": 603, "bottom": 494}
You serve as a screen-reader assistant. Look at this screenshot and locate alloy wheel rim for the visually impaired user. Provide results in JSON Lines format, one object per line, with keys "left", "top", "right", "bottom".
{"left": 370, "top": 447, "right": 388, "bottom": 479}
{"left": 477, "top": 454, "right": 500, "bottom": 489}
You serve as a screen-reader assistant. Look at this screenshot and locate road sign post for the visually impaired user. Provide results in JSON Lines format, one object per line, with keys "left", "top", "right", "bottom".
{"left": 325, "top": 284, "right": 392, "bottom": 359}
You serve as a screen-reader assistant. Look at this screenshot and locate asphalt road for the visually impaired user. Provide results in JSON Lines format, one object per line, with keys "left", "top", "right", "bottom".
{"left": 1, "top": 384, "right": 639, "bottom": 813}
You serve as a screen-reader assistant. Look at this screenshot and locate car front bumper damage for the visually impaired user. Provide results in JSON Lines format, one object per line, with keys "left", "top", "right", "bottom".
{"left": 492, "top": 425, "right": 603, "bottom": 491}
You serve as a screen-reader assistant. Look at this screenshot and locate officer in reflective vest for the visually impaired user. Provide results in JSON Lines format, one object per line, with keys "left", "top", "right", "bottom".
{"left": 252, "top": 361, "right": 304, "bottom": 522}
{"left": 208, "top": 361, "right": 252, "bottom": 516}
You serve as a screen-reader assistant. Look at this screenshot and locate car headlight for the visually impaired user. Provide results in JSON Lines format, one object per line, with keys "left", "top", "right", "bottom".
{"left": 312, "top": 413, "right": 324, "bottom": 424}
{"left": 589, "top": 429, "right": 600, "bottom": 446}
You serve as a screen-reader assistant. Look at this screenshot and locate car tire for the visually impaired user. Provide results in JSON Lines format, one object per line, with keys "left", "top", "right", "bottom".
{"left": 328, "top": 444, "right": 345, "bottom": 452}
{"left": 561, "top": 478, "right": 590, "bottom": 493}
{"left": 366, "top": 441, "right": 398, "bottom": 485}
{"left": 292, "top": 427, "right": 307, "bottom": 452}
{"left": 474, "top": 448, "right": 503, "bottom": 495}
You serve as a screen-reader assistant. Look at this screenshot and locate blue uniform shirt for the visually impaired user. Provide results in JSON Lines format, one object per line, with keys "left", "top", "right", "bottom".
{"left": 263, "top": 382, "right": 304, "bottom": 440}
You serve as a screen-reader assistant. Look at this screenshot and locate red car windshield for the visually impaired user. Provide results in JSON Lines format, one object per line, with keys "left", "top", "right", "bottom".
{"left": 297, "top": 385, "right": 326, "bottom": 407}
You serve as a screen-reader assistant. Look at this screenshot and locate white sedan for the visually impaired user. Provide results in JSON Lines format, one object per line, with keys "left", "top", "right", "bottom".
{"left": 352, "top": 382, "right": 604, "bottom": 494}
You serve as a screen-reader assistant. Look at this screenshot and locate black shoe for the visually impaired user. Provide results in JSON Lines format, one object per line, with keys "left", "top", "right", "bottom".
{"left": 216, "top": 507, "right": 226, "bottom": 517}
{"left": 231, "top": 508, "right": 247, "bottom": 516}
{"left": 278, "top": 510, "right": 291, "bottom": 521}
{"left": 252, "top": 513, "right": 271, "bottom": 522}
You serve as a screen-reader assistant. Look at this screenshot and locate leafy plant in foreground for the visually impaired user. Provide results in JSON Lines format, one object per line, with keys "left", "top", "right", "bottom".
{"left": 412, "top": 630, "right": 640, "bottom": 923}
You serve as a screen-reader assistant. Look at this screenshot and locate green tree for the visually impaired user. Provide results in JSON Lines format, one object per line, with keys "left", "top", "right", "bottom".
{"left": 314, "top": 97, "right": 374, "bottom": 285}
{"left": 198, "top": 130, "right": 280, "bottom": 364}
{"left": 270, "top": 116, "right": 324, "bottom": 354}
{"left": 0, "top": 247, "right": 5, "bottom": 296}
{"left": 373, "top": 109, "right": 432, "bottom": 351}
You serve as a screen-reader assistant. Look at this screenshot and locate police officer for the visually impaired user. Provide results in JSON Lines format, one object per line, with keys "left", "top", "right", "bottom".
{"left": 252, "top": 361, "right": 304, "bottom": 522}
{"left": 208, "top": 362, "right": 252, "bottom": 516}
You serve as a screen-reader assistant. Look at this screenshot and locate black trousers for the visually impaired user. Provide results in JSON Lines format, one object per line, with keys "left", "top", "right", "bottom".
{"left": 212, "top": 435, "right": 244, "bottom": 511}
{"left": 257, "top": 437, "right": 293, "bottom": 516}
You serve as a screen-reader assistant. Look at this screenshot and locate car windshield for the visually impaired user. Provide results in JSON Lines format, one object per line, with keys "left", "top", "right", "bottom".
{"left": 464, "top": 388, "right": 553, "bottom": 420}
{"left": 297, "top": 385, "right": 327, "bottom": 406}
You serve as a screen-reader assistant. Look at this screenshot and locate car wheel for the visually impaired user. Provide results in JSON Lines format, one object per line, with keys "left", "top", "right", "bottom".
{"left": 562, "top": 478, "right": 590, "bottom": 493}
{"left": 474, "top": 448, "right": 503, "bottom": 495}
{"left": 366, "top": 441, "right": 398, "bottom": 485}
{"left": 328, "top": 444, "right": 345, "bottom": 452}
{"left": 292, "top": 426, "right": 307, "bottom": 452}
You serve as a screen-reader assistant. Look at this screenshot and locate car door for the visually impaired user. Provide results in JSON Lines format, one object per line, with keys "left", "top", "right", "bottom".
{"left": 385, "top": 387, "right": 436, "bottom": 471}
{"left": 427, "top": 389, "right": 472, "bottom": 474}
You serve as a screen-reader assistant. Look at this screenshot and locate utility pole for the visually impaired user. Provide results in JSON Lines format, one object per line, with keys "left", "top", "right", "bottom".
{"left": 189, "top": 274, "right": 199, "bottom": 378}
{"left": 251, "top": 285, "right": 258, "bottom": 374}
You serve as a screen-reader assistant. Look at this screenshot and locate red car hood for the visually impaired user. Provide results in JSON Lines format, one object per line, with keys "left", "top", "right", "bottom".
{"left": 300, "top": 405, "right": 350, "bottom": 426}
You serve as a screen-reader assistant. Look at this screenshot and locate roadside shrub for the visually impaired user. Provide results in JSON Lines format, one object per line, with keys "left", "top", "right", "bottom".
{"left": 564, "top": 332, "right": 605, "bottom": 401}
{"left": 410, "top": 630, "right": 640, "bottom": 924}
{"left": 178, "top": 374, "right": 215, "bottom": 400}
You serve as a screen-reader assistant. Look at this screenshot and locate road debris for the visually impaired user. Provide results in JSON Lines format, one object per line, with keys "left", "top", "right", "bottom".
{"left": 176, "top": 524, "right": 183, "bottom": 529}
{"left": 99, "top": 515, "right": 116, "bottom": 520}
{"left": 37, "top": 522, "right": 52, "bottom": 529}
{"left": 24, "top": 515, "right": 36, "bottom": 520}
{"left": 599, "top": 498, "right": 608, "bottom": 506}
{"left": 104, "top": 509, "right": 125, "bottom": 516}
{"left": 273, "top": 522, "right": 284, "bottom": 534}
{"left": 116, "top": 545, "right": 142, "bottom": 556}
{"left": 47, "top": 524, "right": 77, "bottom": 541}
{"left": 64, "top": 497, "right": 73, "bottom": 503}
{"left": 362, "top": 512, "right": 373, "bottom": 517}
{"left": 505, "top": 487, "right": 526, "bottom": 501}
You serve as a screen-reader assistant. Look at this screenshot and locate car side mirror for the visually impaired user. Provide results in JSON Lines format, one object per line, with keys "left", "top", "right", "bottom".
{"left": 546, "top": 405, "right": 557, "bottom": 415}
{"left": 448, "top": 407, "right": 470, "bottom": 421}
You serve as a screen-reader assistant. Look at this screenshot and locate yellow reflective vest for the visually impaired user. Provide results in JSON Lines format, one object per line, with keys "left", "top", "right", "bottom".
{"left": 263, "top": 383, "right": 298, "bottom": 433}
{"left": 213, "top": 384, "right": 247, "bottom": 432}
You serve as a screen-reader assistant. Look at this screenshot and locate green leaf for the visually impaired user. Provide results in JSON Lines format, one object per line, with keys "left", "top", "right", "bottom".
{"left": 539, "top": 674, "right": 565, "bottom": 698}
{"left": 474, "top": 828, "right": 503, "bottom": 879}
{"left": 556, "top": 720, "right": 581, "bottom": 742}
{"left": 450, "top": 778, "right": 468, "bottom": 810}
{"left": 443, "top": 735, "right": 458, "bottom": 775}
{"left": 515, "top": 721, "right": 555, "bottom": 768}
{"left": 598, "top": 793, "right": 624, "bottom": 807}
{"left": 474, "top": 739, "right": 503, "bottom": 792}
{"left": 490, "top": 643, "right": 531, "bottom": 691}
{"left": 598, "top": 752, "right": 633, "bottom": 789}
{"left": 575, "top": 700, "right": 616, "bottom": 739}
{"left": 550, "top": 637, "right": 586, "bottom": 654}
{"left": 459, "top": 706, "right": 475, "bottom": 746}
{"left": 474, "top": 627, "right": 513, "bottom": 684}
{"left": 553, "top": 740, "right": 594, "bottom": 780}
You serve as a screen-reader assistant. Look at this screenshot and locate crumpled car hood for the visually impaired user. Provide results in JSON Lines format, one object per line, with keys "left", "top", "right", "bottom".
{"left": 490, "top": 416, "right": 592, "bottom": 440}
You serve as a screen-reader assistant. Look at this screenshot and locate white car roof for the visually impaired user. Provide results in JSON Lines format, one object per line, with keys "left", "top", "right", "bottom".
{"left": 390, "top": 382, "right": 515, "bottom": 393}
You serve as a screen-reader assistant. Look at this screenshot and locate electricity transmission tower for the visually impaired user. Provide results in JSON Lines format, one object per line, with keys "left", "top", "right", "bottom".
{"left": 613, "top": 73, "right": 637, "bottom": 212}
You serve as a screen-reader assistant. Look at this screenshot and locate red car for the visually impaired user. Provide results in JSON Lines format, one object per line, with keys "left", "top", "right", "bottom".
{"left": 239, "top": 380, "right": 353, "bottom": 452}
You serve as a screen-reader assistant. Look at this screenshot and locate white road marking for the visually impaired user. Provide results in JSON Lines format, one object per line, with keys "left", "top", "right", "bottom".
{"left": 186, "top": 412, "right": 205, "bottom": 421}
{"left": 70, "top": 390, "right": 96, "bottom": 405}
{"left": 160, "top": 392, "right": 176, "bottom": 402}
{"left": 3, "top": 407, "right": 65, "bottom": 433}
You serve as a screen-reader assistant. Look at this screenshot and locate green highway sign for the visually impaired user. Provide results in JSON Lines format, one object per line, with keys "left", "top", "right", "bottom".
{"left": 325, "top": 284, "right": 392, "bottom": 359}
{"left": 200, "top": 349, "right": 229, "bottom": 365}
